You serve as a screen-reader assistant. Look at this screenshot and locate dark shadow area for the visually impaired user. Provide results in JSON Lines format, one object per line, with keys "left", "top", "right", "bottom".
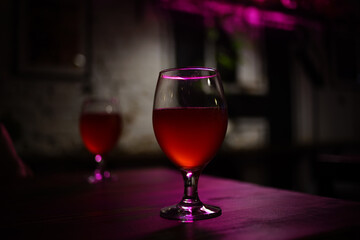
{"left": 139, "top": 223, "right": 221, "bottom": 240}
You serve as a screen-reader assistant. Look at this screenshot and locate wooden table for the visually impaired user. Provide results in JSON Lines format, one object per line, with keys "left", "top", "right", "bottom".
{"left": 3, "top": 168, "right": 360, "bottom": 239}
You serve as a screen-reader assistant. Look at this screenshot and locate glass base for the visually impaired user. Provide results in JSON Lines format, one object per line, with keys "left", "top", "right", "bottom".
{"left": 160, "top": 203, "right": 221, "bottom": 222}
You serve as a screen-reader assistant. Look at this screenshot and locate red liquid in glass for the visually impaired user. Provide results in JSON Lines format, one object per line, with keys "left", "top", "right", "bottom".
{"left": 80, "top": 113, "right": 122, "bottom": 155}
{"left": 153, "top": 107, "right": 227, "bottom": 169}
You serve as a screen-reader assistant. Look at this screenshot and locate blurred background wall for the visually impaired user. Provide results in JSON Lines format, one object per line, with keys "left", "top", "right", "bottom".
{"left": 1, "top": 0, "right": 359, "bottom": 199}
{"left": 0, "top": 0, "right": 173, "bottom": 160}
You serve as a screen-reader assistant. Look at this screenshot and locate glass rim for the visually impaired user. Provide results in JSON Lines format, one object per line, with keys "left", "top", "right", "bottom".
{"left": 160, "top": 67, "right": 218, "bottom": 80}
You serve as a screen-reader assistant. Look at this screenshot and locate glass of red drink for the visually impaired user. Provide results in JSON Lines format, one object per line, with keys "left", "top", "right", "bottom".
{"left": 153, "top": 67, "right": 228, "bottom": 221}
{"left": 79, "top": 98, "right": 122, "bottom": 183}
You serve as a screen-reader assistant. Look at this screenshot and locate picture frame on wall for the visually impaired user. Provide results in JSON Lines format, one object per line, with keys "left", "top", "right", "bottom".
{"left": 15, "top": 0, "right": 91, "bottom": 79}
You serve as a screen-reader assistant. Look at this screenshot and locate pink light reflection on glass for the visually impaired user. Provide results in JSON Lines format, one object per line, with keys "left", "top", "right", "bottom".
{"left": 162, "top": 67, "right": 217, "bottom": 80}
{"left": 162, "top": 75, "right": 216, "bottom": 80}
{"left": 200, "top": 206, "right": 216, "bottom": 214}
{"left": 95, "top": 154, "right": 102, "bottom": 163}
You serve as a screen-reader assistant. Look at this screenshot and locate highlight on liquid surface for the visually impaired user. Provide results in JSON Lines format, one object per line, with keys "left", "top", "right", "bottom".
{"left": 153, "top": 107, "right": 227, "bottom": 169}
{"left": 80, "top": 113, "right": 122, "bottom": 155}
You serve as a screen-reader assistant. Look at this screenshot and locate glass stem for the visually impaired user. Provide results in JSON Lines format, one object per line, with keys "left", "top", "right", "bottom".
{"left": 95, "top": 154, "right": 105, "bottom": 175}
{"left": 180, "top": 169, "right": 202, "bottom": 206}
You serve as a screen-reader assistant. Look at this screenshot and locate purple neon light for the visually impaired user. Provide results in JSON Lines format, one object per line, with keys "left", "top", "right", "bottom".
{"left": 245, "top": 7, "right": 262, "bottom": 26}
{"left": 263, "top": 10, "right": 295, "bottom": 30}
{"left": 281, "top": 0, "right": 297, "bottom": 9}
{"left": 160, "top": 0, "right": 320, "bottom": 32}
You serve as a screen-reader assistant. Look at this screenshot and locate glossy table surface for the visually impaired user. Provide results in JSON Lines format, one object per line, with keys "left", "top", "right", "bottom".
{"left": 4, "top": 167, "right": 360, "bottom": 239}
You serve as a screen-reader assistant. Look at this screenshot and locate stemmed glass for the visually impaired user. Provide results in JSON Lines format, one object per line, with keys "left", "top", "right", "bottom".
{"left": 153, "top": 67, "right": 228, "bottom": 221}
{"left": 79, "top": 98, "right": 122, "bottom": 183}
